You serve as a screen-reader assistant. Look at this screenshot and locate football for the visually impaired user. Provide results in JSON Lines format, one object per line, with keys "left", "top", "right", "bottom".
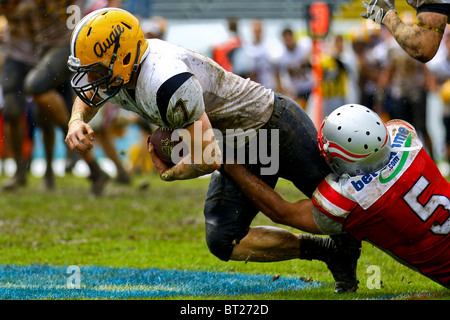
{"left": 149, "top": 127, "right": 186, "bottom": 166}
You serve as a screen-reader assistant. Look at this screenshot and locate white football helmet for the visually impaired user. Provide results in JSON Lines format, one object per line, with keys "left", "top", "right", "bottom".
{"left": 318, "top": 104, "right": 391, "bottom": 176}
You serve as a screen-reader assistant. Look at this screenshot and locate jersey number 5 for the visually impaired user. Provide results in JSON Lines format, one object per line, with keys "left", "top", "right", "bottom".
{"left": 403, "top": 176, "right": 450, "bottom": 235}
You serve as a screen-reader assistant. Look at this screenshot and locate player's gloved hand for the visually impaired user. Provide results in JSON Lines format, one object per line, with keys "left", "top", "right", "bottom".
{"left": 361, "top": 0, "right": 396, "bottom": 25}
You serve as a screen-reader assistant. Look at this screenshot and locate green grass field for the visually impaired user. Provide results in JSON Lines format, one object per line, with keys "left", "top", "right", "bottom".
{"left": 0, "top": 172, "right": 448, "bottom": 301}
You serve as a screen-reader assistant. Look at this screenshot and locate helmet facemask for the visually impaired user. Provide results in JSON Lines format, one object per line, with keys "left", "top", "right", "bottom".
{"left": 69, "top": 62, "right": 122, "bottom": 108}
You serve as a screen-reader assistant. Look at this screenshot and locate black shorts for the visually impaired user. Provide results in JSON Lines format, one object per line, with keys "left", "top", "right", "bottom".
{"left": 417, "top": 3, "right": 450, "bottom": 18}
{"left": 203, "top": 93, "right": 332, "bottom": 261}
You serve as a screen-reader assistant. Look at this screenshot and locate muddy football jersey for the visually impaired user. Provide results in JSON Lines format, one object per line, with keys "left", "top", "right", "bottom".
{"left": 108, "top": 39, "right": 275, "bottom": 137}
{"left": 312, "top": 120, "right": 450, "bottom": 286}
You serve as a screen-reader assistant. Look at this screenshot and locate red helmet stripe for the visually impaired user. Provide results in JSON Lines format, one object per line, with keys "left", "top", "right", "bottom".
{"left": 380, "top": 126, "right": 389, "bottom": 148}
{"left": 328, "top": 142, "right": 372, "bottom": 159}
{"left": 329, "top": 151, "right": 357, "bottom": 162}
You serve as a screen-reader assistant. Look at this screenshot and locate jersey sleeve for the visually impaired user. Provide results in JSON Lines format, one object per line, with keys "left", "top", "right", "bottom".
{"left": 312, "top": 206, "right": 344, "bottom": 234}
{"left": 311, "top": 174, "right": 358, "bottom": 234}
{"left": 407, "top": 0, "right": 450, "bottom": 15}
{"left": 156, "top": 72, "right": 205, "bottom": 128}
{"left": 416, "top": 3, "right": 450, "bottom": 16}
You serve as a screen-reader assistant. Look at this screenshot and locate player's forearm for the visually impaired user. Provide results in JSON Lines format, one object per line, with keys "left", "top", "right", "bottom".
{"left": 383, "top": 11, "right": 445, "bottom": 62}
{"left": 224, "top": 164, "right": 290, "bottom": 222}
{"left": 224, "top": 164, "right": 322, "bottom": 233}
{"left": 69, "top": 97, "right": 101, "bottom": 127}
{"left": 160, "top": 141, "right": 222, "bottom": 181}
{"left": 161, "top": 159, "right": 220, "bottom": 181}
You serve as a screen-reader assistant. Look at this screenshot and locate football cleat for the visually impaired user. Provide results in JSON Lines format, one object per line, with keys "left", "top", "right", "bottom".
{"left": 326, "top": 234, "right": 361, "bottom": 294}
{"left": 300, "top": 234, "right": 361, "bottom": 293}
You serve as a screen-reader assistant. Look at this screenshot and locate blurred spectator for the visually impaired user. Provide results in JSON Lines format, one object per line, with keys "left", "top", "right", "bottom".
{"left": 351, "top": 23, "right": 384, "bottom": 111}
{"left": 212, "top": 17, "right": 242, "bottom": 74}
{"left": 377, "top": 44, "right": 434, "bottom": 157}
{"left": 141, "top": 16, "right": 167, "bottom": 40}
{"left": 275, "top": 28, "right": 313, "bottom": 109}
{"left": 84, "top": 0, "right": 122, "bottom": 13}
{"left": 439, "top": 80, "right": 450, "bottom": 169}
{"left": 242, "top": 19, "right": 276, "bottom": 89}
{"left": 122, "top": 0, "right": 152, "bottom": 19}
{"left": 428, "top": 31, "right": 450, "bottom": 170}
{"left": 319, "top": 34, "right": 351, "bottom": 118}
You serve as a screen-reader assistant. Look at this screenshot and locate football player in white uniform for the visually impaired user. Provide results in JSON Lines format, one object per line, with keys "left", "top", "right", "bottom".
{"left": 361, "top": 0, "right": 450, "bottom": 62}
{"left": 66, "top": 8, "right": 361, "bottom": 293}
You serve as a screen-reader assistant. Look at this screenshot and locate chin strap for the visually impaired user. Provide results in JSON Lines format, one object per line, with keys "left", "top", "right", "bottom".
{"left": 109, "top": 38, "right": 120, "bottom": 70}
{"left": 129, "top": 41, "right": 142, "bottom": 83}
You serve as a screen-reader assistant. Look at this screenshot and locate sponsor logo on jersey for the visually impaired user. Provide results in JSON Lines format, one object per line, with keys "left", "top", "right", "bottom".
{"left": 351, "top": 126, "right": 411, "bottom": 192}
{"left": 379, "top": 127, "right": 411, "bottom": 183}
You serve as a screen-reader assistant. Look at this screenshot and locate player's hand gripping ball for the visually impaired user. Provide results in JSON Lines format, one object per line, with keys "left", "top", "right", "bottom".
{"left": 149, "top": 127, "right": 186, "bottom": 166}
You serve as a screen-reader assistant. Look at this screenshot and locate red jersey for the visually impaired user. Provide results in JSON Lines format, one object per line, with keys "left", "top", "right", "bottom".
{"left": 312, "top": 120, "right": 450, "bottom": 287}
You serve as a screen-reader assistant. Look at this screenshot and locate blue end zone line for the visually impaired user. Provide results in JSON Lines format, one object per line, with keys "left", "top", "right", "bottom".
{"left": 0, "top": 265, "right": 320, "bottom": 299}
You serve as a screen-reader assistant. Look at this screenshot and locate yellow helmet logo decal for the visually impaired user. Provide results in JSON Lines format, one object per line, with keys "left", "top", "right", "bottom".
{"left": 93, "top": 24, "right": 126, "bottom": 58}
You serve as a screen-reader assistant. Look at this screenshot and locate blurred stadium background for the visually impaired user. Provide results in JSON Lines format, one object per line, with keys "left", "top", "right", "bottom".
{"left": 3, "top": 0, "right": 435, "bottom": 180}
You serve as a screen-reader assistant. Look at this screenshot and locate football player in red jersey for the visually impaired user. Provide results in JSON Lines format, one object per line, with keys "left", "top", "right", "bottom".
{"left": 225, "top": 104, "right": 450, "bottom": 289}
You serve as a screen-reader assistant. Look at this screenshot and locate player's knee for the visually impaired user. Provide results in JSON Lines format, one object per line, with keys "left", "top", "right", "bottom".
{"left": 203, "top": 170, "right": 254, "bottom": 262}
{"left": 204, "top": 221, "right": 235, "bottom": 262}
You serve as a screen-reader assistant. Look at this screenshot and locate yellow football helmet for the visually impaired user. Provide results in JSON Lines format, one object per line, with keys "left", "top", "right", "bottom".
{"left": 68, "top": 8, "right": 149, "bottom": 107}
